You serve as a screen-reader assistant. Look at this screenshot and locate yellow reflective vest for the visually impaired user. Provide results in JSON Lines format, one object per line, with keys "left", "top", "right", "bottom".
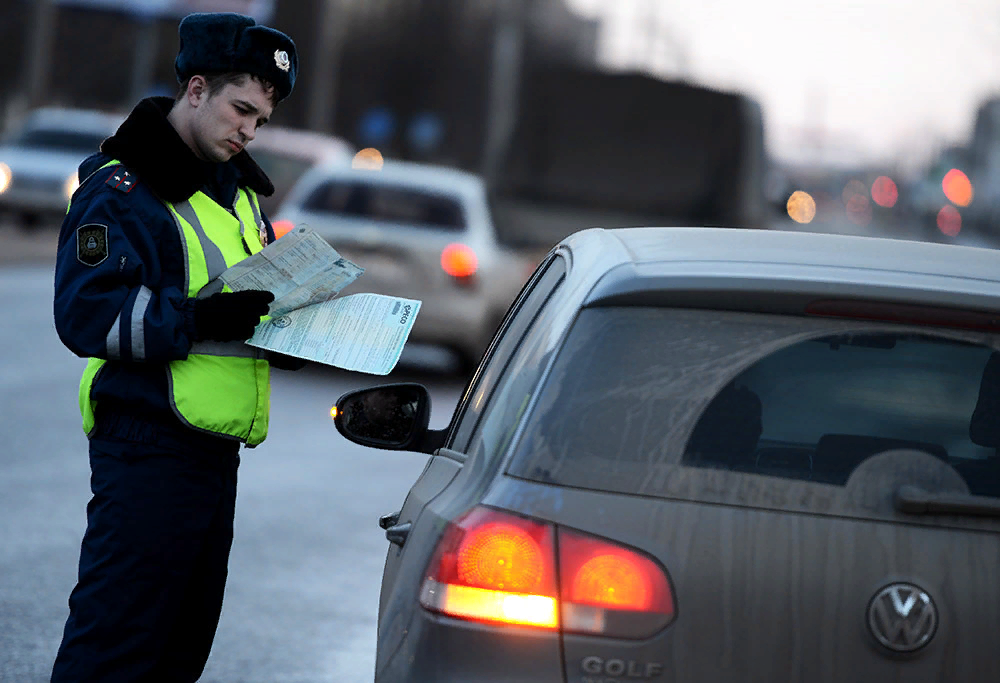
{"left": 78, "top": 160, "right": 272, "bottom": 446}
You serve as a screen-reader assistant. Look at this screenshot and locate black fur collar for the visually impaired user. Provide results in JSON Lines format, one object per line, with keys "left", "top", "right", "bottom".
{"left": 101, "top": 97, "right": 274, "bottom": 203}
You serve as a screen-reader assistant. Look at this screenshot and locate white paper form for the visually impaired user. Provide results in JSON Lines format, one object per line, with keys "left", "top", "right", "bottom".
{"left": 218, "top": 226, "right": 364, "bottom": 316}
{"left": 248, "top": 294, "right": 421, "bottom": 375}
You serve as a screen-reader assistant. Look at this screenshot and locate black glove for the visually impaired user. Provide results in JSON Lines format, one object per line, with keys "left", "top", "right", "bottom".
{"left": 192, "top": 290, "right": 275, "bottom": 342}
{"left": 266, "top": 351, "right": 308, "bottom": 371}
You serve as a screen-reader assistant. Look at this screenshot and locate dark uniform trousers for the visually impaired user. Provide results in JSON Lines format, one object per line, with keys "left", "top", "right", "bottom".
{"left": 51, "top": 411, "right": 241, "bottom": 683}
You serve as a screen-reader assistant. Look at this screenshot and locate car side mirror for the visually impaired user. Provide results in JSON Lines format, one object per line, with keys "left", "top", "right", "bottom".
{"left": 333, "top": 382, "right": 437, "bottom": 451}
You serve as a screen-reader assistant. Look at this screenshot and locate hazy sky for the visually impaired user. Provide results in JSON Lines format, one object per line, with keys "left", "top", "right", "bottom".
{"left": 566, "top": 0, "right": 1000, "bottom": 168}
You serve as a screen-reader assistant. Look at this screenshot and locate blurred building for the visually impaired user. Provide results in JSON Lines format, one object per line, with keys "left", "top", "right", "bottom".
{"left": 1, "top": 0, "right": 597, "bottom": 172}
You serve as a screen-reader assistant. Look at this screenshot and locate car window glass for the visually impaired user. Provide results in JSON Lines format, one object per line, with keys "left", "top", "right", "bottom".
{"left": 303, "top": 180, "right": 466, "bottom": 230}
{"left": 447, "top": 255, "right": 566, "bottom": 453}
{"left": 508, "top": 307, "right": 1000, "bottom": 528}
{"left": 14, "top": 129, "right": 107, "bottom": 153}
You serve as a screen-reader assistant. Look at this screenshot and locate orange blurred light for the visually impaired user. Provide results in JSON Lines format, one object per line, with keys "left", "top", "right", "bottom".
{"left": 871, "top": 175, "right": 898, "bottom": 208}
{"left": 329, "top": 405, "right": 338, "bottom": 420}
{"left": 786, "top": 190, "right": 816, "bottom": 224}
{"left": 571, "top": 552, "right": 652, "bottom": 610}
{"left": 846, "top": 193, "right": 872, "bottom": 226}
{"left": 937, "top": 205, "right": 962, "bottom": 236}
{"left": 352, "top": 147, "right": 384, "bottom": 170}
{"left": 441, "top": 243, "right": 478, "bottom": 278}
{"left": 271, "top": 219, "right": 294, "bottom": 239}
{"left": 942, "top": 169, "right": 973, "bottom": 207}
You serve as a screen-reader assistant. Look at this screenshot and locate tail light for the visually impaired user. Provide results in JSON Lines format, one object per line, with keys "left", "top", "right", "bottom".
{"left": 271, "top": 219, "right": 295, "bottom": 239}
{"left": 441, "top": 243, "right": 478, "bottom": 278}
{"left": 419, "top": 507, "right": 675, "bottom": 638}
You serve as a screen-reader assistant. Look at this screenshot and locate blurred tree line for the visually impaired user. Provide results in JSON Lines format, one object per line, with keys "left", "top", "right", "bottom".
{"left": 0, "top": 0, "right": 597, "bottom": 173}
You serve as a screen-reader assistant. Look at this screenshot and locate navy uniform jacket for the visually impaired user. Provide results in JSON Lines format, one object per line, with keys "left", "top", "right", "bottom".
{"left": 53, "top": 97, "right": 278, "bottom": 429}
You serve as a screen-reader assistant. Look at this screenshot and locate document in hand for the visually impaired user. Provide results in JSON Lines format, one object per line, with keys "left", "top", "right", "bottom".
{"left": 218, "top": 226, "right": 421, "bottom": 375}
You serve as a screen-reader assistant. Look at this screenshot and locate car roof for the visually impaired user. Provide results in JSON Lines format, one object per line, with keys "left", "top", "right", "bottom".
{"left": 307, "top": 158, "right": 486, "bottom": 193}
{"left": 13, "top": 107, "right": 124, "bottom": 136}
{"left": 250, "top": 126, "right": 353, "bottom": 161}
{"left": 560, "top": 227, "right": 1000, "bottom": 314}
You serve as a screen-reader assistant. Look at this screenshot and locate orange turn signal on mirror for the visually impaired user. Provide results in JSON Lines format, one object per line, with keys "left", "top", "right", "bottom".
{"left": 329, "top": 405, "right": 338, "bottom": 420}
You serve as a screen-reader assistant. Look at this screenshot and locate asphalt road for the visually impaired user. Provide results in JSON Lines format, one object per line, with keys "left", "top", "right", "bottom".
{"left": 0, "top": 255, "right": 467, "bottom": 682}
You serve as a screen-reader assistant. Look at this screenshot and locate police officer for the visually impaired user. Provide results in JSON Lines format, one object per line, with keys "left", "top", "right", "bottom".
{"left": 51, "top": 12, "right": 304, "bottom": 682}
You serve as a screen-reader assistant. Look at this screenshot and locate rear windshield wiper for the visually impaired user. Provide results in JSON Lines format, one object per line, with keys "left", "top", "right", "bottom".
{"left": 894, "top": 485, "right": 1000, "bottom": 518}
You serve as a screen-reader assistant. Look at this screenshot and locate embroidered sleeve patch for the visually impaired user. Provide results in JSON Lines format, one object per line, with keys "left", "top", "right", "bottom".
{"left": 76, "top": 224, "right": 109, "bottom": 267}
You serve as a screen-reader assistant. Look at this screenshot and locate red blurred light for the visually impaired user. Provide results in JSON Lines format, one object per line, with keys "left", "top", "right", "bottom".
{"left": 942, "top": 169, "right": 973, "bottom": 207}
{"left": 441, "top": 243, "right": 478, "bottom": 277}
{"left": 937, "top": 205, "right": 962, "bottom": 236}
{"left": 846, "top": 193, "right": 872, "bottom": 226}
{"left": 871, "top": 176, "right": 898, "bottom": 208}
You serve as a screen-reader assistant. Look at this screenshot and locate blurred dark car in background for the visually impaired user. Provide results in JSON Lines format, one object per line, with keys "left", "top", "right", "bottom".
{"left": 248, "top": 126, "right": 354, "bottom": 217}
{"left": 276, "top": 159, "right": 537, "bottom": 371}
{"left": 0, "top": 107, "right": 123, "bottom": 228}
{"left": 335, "top": 226, "right": 1000, "bottom": 682}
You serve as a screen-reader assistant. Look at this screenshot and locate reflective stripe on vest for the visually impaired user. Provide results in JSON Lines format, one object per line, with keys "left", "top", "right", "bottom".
{"left": 80, "top": 160, "right": 272, "bottom": 446}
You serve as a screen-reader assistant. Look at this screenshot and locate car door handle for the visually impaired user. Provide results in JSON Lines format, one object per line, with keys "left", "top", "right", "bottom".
{"left": 385, "top": 522, "right": 412, "bottom": 547}
{"left": 379, "top": 510, "right": 401, "bottom": 530}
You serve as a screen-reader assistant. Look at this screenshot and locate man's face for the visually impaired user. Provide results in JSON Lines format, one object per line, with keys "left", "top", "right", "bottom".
{"left": 190, "top": 76, "right": 274, "bottom": 163}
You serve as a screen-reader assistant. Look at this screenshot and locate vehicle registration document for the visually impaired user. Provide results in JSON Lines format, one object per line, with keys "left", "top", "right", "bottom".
{"left": 218, "top": 226, "right": 421, "bottom": 375}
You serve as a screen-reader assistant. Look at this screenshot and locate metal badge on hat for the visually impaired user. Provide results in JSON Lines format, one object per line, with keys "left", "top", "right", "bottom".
{"left": 274, "top": 50, "right": 290, "bottom": 72}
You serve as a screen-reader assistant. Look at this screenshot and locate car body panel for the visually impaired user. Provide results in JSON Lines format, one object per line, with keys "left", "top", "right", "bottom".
{"left": 484, "top": 476, "right": 1000, "bottom": 683}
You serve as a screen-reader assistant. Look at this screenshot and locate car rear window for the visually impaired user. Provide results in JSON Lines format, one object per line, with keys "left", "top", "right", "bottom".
{"left": 303, "top": 181, "right": 466, "bottom": 230}
{"left": 508, "top": 307, "right": 1000, "bottom": 524}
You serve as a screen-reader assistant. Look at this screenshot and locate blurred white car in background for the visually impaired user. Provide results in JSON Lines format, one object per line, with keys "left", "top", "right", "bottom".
{"left": 248, "top": 126, "right": 354, "bottom": 217}
{"left": 274, "top": 159, "right": 539, "bottom": 372}
{"left": 0, "top": 107, "right": 123, "bottom": 228}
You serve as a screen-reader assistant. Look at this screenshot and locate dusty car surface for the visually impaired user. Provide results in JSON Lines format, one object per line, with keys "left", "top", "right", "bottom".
{"left": 0, "top": 107, "right": 123, "bottom": 227}
{"left": 276, "top": 160, "right": 535, "bottom": 370}
{"left": 335, "top": 226, "right": 1000, "bottom": 682}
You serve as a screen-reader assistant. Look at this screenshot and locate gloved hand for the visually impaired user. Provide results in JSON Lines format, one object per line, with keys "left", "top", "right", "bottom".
{"left": 192, "top": 290, "right": 275, "bottom": 342}
{"left": 266, "top": 351, "right": 309, "bottom": 371}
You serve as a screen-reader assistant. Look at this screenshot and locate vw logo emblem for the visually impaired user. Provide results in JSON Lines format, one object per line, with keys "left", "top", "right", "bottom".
{"left": 867, "top": 583, "right": 938, "bottom": 652}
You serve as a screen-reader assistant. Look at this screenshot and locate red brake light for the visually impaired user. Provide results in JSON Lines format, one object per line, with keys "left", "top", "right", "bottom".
{"left": 420, "top": 508, "right": 559, "bottom": 628}
{"left": 558, "top": 528, "right": 674, "bottom": 637}
{"left": 419, "top": 507, "right": 675, "bottom": 638}
{"left": 271, "top": 219, "right": 295, "bottom": 239}
{"left": 441, "top": 243, "right": 478, "bottom": 278}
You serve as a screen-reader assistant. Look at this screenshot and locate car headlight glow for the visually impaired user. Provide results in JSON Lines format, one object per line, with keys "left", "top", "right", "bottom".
{"left": 64, "top": 172, "right": 80, "bottom": 201}
{"left": 0, "top": 163, "right": 11, "bottom": 194}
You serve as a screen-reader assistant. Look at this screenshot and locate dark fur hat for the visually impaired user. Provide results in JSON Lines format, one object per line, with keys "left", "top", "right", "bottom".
{"left": 174, "top": 12, "right": 298, "bottom": 102}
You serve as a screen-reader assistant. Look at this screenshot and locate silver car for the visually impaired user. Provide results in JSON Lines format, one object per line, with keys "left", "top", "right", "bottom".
{"left": 0, "top": 107, "right": 123, "bottom": 227}
{"left": 276, "top": 160, "right": 536, "bottom": 370}
{"left": 335, "top": 227, "right": 1000, "bottom": 682}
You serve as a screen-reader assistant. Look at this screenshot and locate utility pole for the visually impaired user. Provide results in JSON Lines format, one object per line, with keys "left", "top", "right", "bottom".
{"left": 25, "top": 0, "right": 57, "bottom": 109}
{"left": 129, "top": 11, "right": 162, "bottom": 105}
{"left": 307, "top": 0, "right": 351, "bottom": 133}
{"left": 481, "top": 0, "right": 528, "bottom": 185}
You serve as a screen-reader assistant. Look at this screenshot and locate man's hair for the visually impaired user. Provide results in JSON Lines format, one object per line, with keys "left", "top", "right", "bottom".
{"left": 176, "top": 72, "right": 278, "bottom": 107}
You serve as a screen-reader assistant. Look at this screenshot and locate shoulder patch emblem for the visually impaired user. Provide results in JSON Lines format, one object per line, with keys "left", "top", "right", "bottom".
{"left": 104, "top": 166, "right": 138, "bottom": 193}
{"left": 76, "top": 224, "right": 109, "bottom": 267}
